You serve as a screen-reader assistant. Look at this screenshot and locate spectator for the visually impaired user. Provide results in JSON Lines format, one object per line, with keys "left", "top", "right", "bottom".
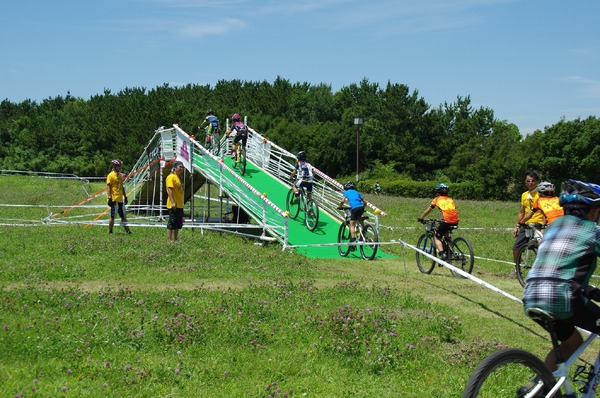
{"left": 166, "top": 161, "right": 185, "bottom": 241}
{"left": 512, "top": 171, "right": 544, "bottom": 266}
{"left": 106, "top": 159, "right": 131, "bottom": 235}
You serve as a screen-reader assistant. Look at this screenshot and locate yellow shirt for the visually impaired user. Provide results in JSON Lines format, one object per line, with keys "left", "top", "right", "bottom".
{"left": 106, "top": 171, "right": 124, "bottom": 203}
{"left": 521, "top": 190, "right": 544, "bottom": 224}
{"left": 166, "top": 173, "right": 184, "bottom": 209}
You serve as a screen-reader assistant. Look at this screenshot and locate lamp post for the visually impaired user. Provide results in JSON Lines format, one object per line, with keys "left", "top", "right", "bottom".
{"left": 354, "top": 117, "right": 363, "bottom": 182}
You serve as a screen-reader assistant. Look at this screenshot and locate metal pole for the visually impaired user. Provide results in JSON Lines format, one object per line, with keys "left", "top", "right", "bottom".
{"left": 356, "top": 124, "right": 360, "bottom": 182}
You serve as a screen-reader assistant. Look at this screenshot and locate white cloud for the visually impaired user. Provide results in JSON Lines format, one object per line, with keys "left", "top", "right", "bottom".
{"left": 567, "top": 75, "right": 600, "bottom": 99}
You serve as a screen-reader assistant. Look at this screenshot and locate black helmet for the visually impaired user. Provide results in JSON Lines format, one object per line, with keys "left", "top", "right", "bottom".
{"left": 435, "top": 183, "right": 449, "bottom": 195}
{"left": 559, "top": 179, "right": 600, "bottom": 209}
{"left": 206, "top": 109, "right": 214, "bottom": 115}
{"left": 343, "top": 181, "right": 355, "bottom": 191}
{"left": 296, "top": 151, "right": 307, "bottom": 161}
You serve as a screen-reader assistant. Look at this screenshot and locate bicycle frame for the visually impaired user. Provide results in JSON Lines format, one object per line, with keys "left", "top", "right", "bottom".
{"left": 548, "top": 332, "right": 600, "bottom": 397}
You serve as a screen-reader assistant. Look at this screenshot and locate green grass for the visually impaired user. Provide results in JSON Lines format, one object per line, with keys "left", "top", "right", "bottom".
{"left": 0, "top": 174, "right": 578, "bottom": 397}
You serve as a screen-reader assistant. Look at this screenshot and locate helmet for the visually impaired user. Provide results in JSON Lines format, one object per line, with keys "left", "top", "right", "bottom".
{"left": 296, "top": 151, "right": 307, "bottom": 161}
{"left": 537, "top": 181, "right": 555, "bottom": 196}
{"left": 111, "top": 159, "right": 122, "bottom": 166}
{"left": 206, "top": 109, "right": 214, "bottom": 115}
{"left": 435, "top": 183, "right": 449, "bottom": 195}
{"left": 559, "top": 179, "right": 600, "bottom": 208}
{"left": 232, "top": 113, "right": 241, "bottom": 121}
{"left": 343, "top": 181, "right": 356, "bottom": 191}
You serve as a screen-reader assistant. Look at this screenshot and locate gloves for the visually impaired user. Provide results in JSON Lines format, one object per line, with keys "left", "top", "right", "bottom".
{"left": 108, "top": 198, "right": 114, "bottom": 207}
{"left": 124, "top": 196, "right": 128, "bottom": 205}
{"left": 417, "top": 218, "right": 424, "bottom": 223}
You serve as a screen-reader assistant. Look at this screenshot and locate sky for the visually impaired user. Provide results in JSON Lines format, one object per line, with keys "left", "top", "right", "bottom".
{"left": 1, "top": 0, "right": 599, "bottom": 135}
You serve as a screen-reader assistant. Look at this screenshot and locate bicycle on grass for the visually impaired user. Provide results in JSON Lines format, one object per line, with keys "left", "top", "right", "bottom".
{"left": 231, "top": 144, "right": 247, "bottom": 176}
{"left": 515, "top": 223, "right": 545, "bottom": 287}
{"left": 416, "top": 219, "right": 474, "bottom": 277}
{"left": 337, "top": 207, "right": 379, "bottom": 260}
{"left": 462, "top": 305, "right": 600, "bottom": 397}
{"left": 286, "top": 186, "right": 319, "bottom": 231}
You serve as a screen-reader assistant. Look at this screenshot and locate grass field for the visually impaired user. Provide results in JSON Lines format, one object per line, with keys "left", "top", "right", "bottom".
{"left": 0, "top": 174, "right": 591, "bottom": 397}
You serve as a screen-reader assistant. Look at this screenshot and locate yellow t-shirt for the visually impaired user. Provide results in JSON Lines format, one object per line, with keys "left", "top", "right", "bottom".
{"left": 431, "top": 195, "right": 459, "bottom": 224}
{"left": 166, "top": 173, "right": 184, "bottom": 209}
{"left": 106, "top": 171, "right": 124, "bottom": 203}
{"left": 521, "top": 190, "right": 544, "bottom": 224}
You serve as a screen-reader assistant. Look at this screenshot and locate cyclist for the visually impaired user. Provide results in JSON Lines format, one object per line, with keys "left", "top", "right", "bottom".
{"left": 199, "top": 109, "right": 219, "bottom": 148}
{"left": 289, "top": 151, "right": 314, "bottom": 201}
{"left": 373, "top": 181, "right": 382, "bottom": 195}
{"left": 338, "top": 181, "right": 366, "bottom": 250}
{"left": 522, "top": 181, "right": 564, "bottom": 230}
{"left": 226, "top": 113, "right": 248, "bottom": 163}
{"left": 417, "top": 183, "right": 459, "bottom": 260}
{"left": 522, "top": 179, "right": 600, "bottom": 372}
{"left": 106, "top": 159, "right": 132, "bottom": 235}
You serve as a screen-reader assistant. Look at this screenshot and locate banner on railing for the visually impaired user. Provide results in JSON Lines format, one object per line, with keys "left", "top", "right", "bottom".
{"left": 175, "top": 129, "right": 192, "bottom": 172}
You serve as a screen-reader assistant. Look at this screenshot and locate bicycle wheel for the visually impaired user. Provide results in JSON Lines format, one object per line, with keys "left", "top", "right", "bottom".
{"left": 304, "top": 199, "right": 319, "bottom": 231}
{"left": 286, "top": 189, "right": 300, "bottom": 220}
{"left": 359, "top": 223, "right": 379, "bottom": 261}
{"left": 416, "top": 233, "right": 436, "bottom": 274}
{"left": 337, "top": 221, "right": 352, "bottom": 257}
{"left": 239, "top": 148, "right": 247, "bottom": 176}
{"left": 449, "top": 237, "right": 474, "bottom": 277}
{"left": 462, "top": 348, "right": 555, "bottom": 398}
{"left": 516, "top": 245, "right": 538, "bottom": 287}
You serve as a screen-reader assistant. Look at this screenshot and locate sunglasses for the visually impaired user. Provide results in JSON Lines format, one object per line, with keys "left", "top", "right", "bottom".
{"left": 526, "top": 180, "right": 536, "bottom": 183}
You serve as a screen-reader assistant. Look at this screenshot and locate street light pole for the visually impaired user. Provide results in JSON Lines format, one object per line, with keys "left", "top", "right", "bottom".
{"left": 353, "top": 118, "right": 363, "bottom": 182}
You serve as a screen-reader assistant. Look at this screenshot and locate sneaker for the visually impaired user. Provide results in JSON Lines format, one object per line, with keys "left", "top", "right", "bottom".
{"left": 349, "top": 238, "right": 356, "bottom": 252}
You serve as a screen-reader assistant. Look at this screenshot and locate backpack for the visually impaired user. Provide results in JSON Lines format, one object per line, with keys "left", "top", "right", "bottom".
{"left": 234, "top": 123, "right": 248, "bottom": 137}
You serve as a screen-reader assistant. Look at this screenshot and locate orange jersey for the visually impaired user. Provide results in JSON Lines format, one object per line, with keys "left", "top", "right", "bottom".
{"left": 431, "top": 195, "right": 459, "bottom": 224}
{"left": 533, "top": 196, "right": 564, "bottom": 225}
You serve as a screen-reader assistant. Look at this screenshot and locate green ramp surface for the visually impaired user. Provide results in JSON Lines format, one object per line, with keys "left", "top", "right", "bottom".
{"left": 223, "top": 156, "right": 391, "bottom": 260}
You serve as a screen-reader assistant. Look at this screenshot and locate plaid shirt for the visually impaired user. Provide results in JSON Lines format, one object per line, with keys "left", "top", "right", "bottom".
{"left": 523, "top": 215, "right": 600, "bottom": 319}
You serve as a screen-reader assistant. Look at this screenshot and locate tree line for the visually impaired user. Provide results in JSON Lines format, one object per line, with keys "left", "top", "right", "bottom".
{"left": 1, "top": 77, "right": 598, "bottom": 200}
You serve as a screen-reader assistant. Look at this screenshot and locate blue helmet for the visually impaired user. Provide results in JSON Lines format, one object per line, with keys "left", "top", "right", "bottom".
{"left": 559, "top": 179, "right": 600, "bottom": 209}
{"left": 435, "top": 183, "right": 449, "bottom": 195}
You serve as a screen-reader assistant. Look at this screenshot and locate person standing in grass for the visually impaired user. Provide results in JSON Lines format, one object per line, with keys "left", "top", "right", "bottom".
{"left": 418, "top": 183, "right": 459, "bottom": 260}
{"left": 166, "top": 160, "right": 185, "bottom": 241}
{"left": 512, "top": 171, "right": 543, "bottom": 267}
{"left": 106, "top": 159, "right": 131, "bottom": 235}
{"left": 522, "top": 181, "right": 564, "bottom": 230}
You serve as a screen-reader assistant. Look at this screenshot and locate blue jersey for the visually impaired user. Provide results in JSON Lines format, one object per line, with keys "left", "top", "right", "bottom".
{"left": 205, "top": 115, "right": 219, "bottom": 132}
{"left": 343, "top": 189, "right": 364, "bottom": 209}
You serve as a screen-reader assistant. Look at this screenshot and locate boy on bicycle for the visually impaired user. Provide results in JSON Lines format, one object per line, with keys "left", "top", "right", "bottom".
{"left": 338, "top": 181, "right": 366, "bottom": 250}
{"left": 418, "top": 183, "right": 459, "bottom": 260}
{"left": 226, "top": 113, "right": 248, "bottom": 163}
{"left": 522, "top": 179, "right": 600, "bottom": 371}
{"left": 198, "top": 109, "right": 219, "bottom": 148}
{"left": 289, "top": 151, "right": 314, "bottom": 201}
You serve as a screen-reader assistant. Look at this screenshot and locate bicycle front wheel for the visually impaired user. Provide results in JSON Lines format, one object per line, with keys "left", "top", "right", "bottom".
{"left": 416, "top": 233, "right": 436, "bottom": 274}
{"left": 286, "top": 189, "right": 300, "bottom": 220}
{"left": 462, "top": 348, "right": 555, "bottom": 398}
{"left": 516, "top": 245, "right": 538, "bottom": 287}
{"left": 337, "top": 221, "right": 351, "bottom": 257}
{"left": 449, "top": 237, "right": 474, "bottom": 277}
{"left": 359, "top": 223, "right": 379, "bottom": 261}
{"left": 304, "top": 199, "right": 319, "bottom": 231}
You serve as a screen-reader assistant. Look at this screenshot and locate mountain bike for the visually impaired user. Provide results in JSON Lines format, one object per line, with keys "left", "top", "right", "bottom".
{"left": 231, "top": 144, "right": 247, "bottom": 176}
{"left": 463, "top": 306, "right": 600, "bottom": 397}
{"left": 203, "top": 126, "right": 221, "bottom": 156}
{"left": 515, "top": 223, "right": 545, "bottom": 287}
{"left": 286, "top": 186, "right": 319, "bottom": 231}
{"left": 416, "top": 219, "right": 474, "bottom": 277}
{"left": 337, "top": 207, "right": 379, "bottom": 260}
